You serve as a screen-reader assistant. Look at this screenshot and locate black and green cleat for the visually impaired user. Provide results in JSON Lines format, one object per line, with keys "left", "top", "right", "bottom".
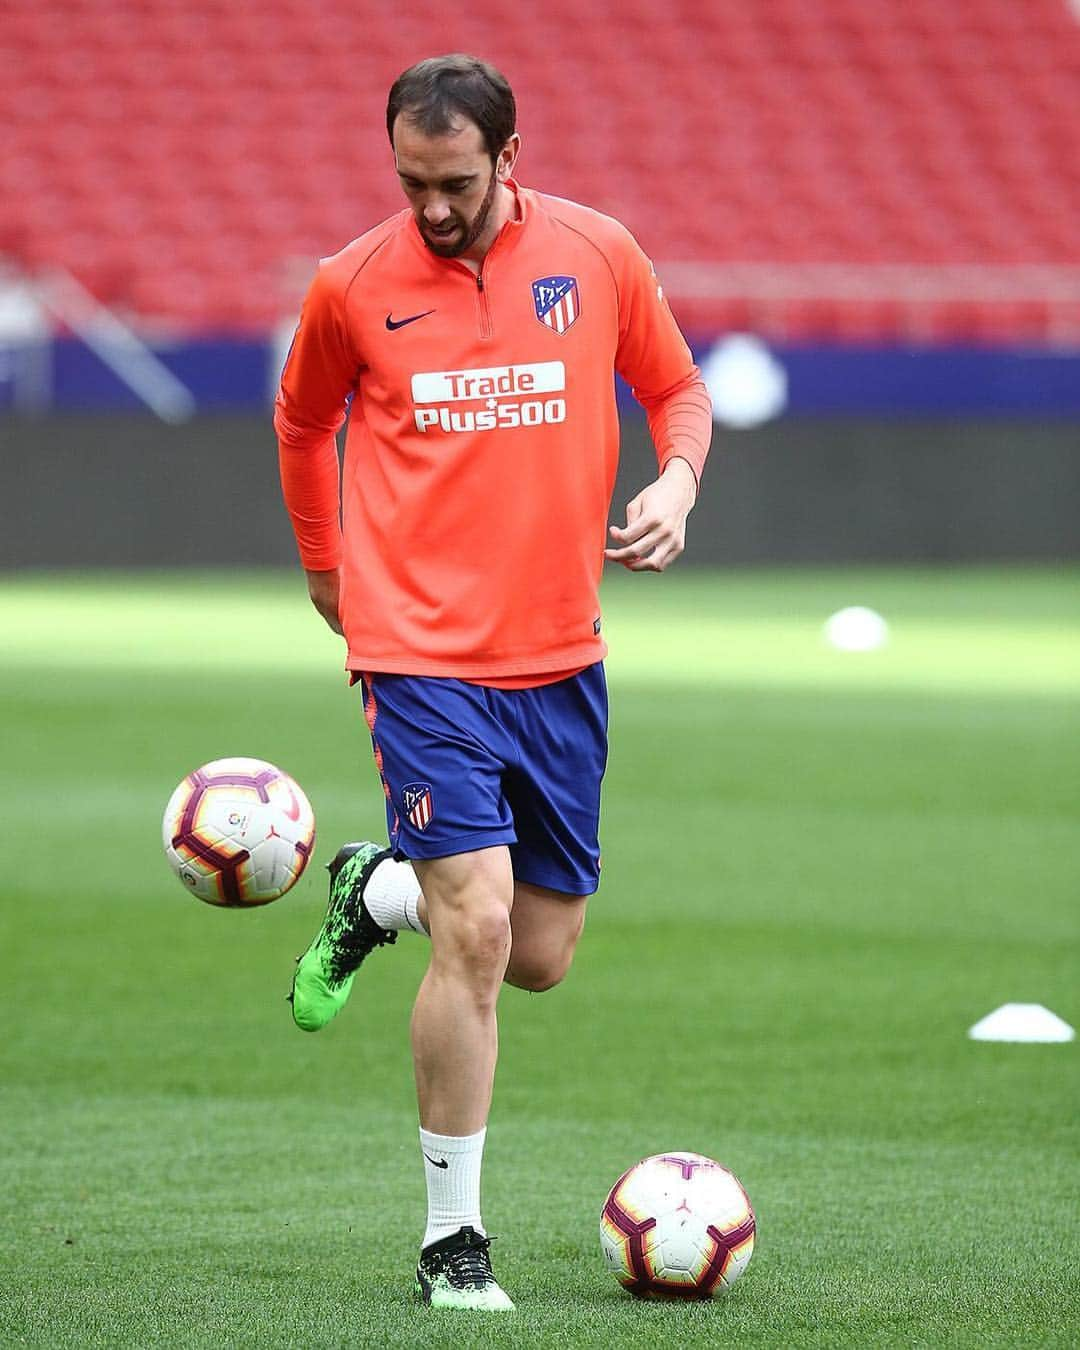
{"left": 416, "top": 1227, "right": 515, "bottom": 1311}
{"left": 288, "top": 841, "right": 395, "bottom": 1032}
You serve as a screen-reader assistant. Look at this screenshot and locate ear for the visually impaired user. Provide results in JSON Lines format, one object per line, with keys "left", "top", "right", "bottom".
{"left": 497, "top": 133, "right": 521, "bottom": 180}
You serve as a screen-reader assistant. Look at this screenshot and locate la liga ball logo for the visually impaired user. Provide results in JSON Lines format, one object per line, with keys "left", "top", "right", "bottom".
{"left": 162, "top": 757, "right": 315, "bottom": 907}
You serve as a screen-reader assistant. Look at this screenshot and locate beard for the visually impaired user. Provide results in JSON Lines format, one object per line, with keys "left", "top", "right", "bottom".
{"left": 420, "top": 170, "right": 499, "bottom": 258}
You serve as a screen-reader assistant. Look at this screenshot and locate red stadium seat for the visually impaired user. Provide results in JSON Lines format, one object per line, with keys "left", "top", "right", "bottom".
{"left": 2, "top": 0, "right": 1077, "bottom": 339}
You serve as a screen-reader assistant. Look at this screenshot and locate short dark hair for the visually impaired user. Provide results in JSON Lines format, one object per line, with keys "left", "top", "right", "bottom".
{"left": 387, "top": 54, "right": 516, "bottom": 164}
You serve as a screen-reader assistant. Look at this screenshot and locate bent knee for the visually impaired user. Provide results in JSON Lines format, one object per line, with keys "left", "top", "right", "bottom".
{"left": 433, "top": 903, "right": 512, "bottom": 979}
{"left": 504, "top": 949, "right": 575, "bottom": 993}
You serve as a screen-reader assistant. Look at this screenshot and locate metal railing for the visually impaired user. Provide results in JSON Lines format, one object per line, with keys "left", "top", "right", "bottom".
{"left": 31, "top": 267, "right": 196, "bottom": 422}
{"left": 658, "top": 262, "right": 1080, "bottom": 341}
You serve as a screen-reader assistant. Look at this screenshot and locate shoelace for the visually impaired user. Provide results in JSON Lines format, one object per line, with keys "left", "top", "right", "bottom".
{"left": 442, "top": 1234, "right": 496, "bottom": 1289}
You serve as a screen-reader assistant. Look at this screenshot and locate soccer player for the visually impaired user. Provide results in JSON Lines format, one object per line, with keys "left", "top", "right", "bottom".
{"left": 275, "top": 54, "right": 711, "bottom": 1310}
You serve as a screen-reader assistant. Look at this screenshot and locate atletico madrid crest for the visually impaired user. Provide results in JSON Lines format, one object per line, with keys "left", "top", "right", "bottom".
{"left": 532, "top": 275, "right": 580, "bottom": 334}
{"left": 402, "top": 782, "right": 434, "bottom": 831}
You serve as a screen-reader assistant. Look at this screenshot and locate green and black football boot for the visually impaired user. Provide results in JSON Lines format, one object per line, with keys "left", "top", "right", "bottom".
{"left": 416, "top": 1226, "right": 515, "bottom": 1311}
{"left": 288, "top": 841, "right": 395, "bottom": 1031}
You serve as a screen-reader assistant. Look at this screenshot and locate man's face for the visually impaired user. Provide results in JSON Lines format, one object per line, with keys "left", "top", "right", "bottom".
{"left": 393, "top": 115, "right": 509, "bottom": 259}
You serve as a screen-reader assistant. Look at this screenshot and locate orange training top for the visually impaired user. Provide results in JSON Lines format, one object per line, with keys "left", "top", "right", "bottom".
{"left": 275, "top": 181, "right": 711, "bottom": 682}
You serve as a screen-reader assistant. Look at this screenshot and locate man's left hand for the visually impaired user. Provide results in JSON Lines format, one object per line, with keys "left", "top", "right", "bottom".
{"left": 604, "top": 457, "right": 698, "bottom": 573}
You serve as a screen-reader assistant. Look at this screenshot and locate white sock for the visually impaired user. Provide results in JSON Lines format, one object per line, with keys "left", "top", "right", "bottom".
{"left": 419, "top": 1126, "right": 486, "bottom": 1249}
{"left": 364, "top": 857, "right": 425, "bottom": 934}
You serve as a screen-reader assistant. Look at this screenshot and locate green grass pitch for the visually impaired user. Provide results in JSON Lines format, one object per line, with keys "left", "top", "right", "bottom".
{"left": 2, "top": 565, "right": 1078, "bottom": 1348}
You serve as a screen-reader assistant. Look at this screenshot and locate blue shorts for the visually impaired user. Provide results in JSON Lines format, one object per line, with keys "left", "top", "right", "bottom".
{"left": 358, "top": 665, "right": 608, "bottom": 896}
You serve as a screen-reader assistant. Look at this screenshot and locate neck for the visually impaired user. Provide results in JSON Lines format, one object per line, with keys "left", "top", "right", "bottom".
{"left": 460, "top": 181, "right": 517, "bottom": 268}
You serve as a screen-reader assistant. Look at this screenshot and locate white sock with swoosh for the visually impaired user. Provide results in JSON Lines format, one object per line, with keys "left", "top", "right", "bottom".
{"left": 420, "top": 1126, "right": 487, "bottom": 1249}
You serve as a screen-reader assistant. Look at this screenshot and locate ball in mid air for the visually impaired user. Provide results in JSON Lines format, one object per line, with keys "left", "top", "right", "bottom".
{"left": 162, "top": 757, "right": 315, "bottom": 907}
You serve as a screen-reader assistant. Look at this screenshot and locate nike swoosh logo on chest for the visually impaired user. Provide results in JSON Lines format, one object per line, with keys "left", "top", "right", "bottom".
{"left": 386, "top": 309, "right": 436, "bottom": 330}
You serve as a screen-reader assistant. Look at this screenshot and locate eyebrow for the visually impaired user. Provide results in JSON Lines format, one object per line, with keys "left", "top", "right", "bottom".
{"left": 398, "top": 171, "right": 477, "bottom": 190}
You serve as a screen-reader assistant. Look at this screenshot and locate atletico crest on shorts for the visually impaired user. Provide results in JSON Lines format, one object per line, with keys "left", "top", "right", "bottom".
{"left": 532, "top": 276, "right": 580, "bottom": 334}
{"left": 402, "top": 782, "right": 434, "bottom": 831}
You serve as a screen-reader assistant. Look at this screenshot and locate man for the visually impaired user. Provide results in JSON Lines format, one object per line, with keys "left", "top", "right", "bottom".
{"left": 275, "top": 54, "right": 711, "bottom": 1311}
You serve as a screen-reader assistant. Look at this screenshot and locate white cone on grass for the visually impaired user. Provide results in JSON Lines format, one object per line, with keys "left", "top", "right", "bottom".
{"left": 968, "top": 1003, "right": 1075, "bottom": 1043}
{"left": 823, "top": 607, "right": 889, "bottom": 652}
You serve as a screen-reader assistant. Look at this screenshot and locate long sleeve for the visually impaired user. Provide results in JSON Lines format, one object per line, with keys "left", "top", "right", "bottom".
{"left": 273, "top": 263, "right": 359, "bottom": 570}
{"left": 613, "top": 233, "right": 712, "bottom": 487}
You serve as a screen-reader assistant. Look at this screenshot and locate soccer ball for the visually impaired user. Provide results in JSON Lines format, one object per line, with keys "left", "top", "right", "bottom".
{"left": 600, "top": 1152, "right": 755, "bottom": 1298}
{"left": 162, "top": 757, "right": 315, "bottom": 907}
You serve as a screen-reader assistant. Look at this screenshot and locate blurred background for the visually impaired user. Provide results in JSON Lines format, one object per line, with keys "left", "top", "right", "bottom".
{"left": 1, "top": 0, "right": 1078, "bottom": 567}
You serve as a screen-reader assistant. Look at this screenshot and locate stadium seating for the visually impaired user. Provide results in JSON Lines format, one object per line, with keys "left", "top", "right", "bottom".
{"left": 2, "top": 0, "right": 1078, "bottom": 339}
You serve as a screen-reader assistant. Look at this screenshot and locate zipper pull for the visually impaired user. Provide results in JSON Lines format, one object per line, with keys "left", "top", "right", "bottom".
{"left": 477, "top": 274, "right": 485, "bottom": 292}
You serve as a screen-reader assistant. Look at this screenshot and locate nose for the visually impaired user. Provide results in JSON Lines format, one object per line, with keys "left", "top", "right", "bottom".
{"left": 423, "top": 197, "right": 452, "bottom": 226}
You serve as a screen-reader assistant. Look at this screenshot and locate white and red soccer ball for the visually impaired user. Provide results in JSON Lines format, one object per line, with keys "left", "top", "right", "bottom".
{"left": 600, "top": 1152, "right": 755, "bottom": 1298}
{"left": 162, "top": 757, "right": 315, "bottom": 907}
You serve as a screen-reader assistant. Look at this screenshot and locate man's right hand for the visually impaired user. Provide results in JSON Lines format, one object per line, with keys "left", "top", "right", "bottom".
{"left": 305, "top": 567, "right": 344, "bottom": 635}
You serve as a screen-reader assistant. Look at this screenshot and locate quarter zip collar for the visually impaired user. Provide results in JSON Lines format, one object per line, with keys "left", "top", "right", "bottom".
{"left": 406, "top": 179, "right": 528, "bottom": 275}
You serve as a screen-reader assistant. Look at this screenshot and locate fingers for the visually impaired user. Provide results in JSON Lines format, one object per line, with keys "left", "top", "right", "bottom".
{"left": 606, "top": 498, "right": 649, "bottom": 551}
{"left": 605, "top": 516, "right": 685, "bottom": 572}
{"left": 310, "top": 595, "right": 343, "bottom": 634}
{"left": 305, "top": 569, "right": 344, "bottom": 635}
{"left": 603, "top": 544, "right": 681, "bottom": 572}
{"left": 607, "top": 475, "right": 693, "bottom": 571}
